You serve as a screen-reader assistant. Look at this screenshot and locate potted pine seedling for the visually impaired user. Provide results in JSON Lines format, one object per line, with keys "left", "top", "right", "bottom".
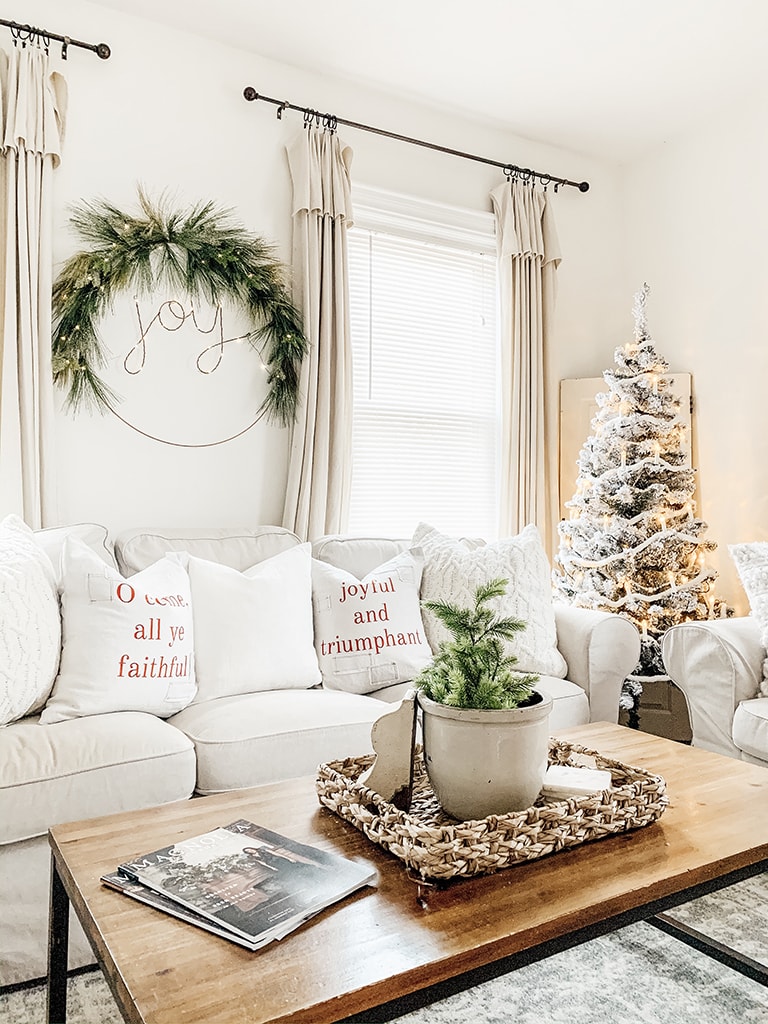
{"left": 414, "top": 577, "right": 552, "bottom": 820}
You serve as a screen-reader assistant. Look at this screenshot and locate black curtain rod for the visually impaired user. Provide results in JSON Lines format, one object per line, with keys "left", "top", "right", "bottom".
{"left": 243, "top": 87, "right": 589, "bottom": 193}
{"left": 0, "top": 18, "right": 110, "bottom": 59}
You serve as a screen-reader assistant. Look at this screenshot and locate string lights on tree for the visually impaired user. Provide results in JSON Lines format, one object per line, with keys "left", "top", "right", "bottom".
{"left": 553, "top": 284, "right": 730, "bottom": 716}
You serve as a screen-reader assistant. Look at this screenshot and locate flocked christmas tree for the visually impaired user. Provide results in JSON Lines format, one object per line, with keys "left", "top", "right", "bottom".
{"left": 553, "top": 284, "right": 729, "bottom": 714}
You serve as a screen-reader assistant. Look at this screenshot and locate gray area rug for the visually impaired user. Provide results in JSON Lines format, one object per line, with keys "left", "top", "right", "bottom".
{"left": 3, "top": 873, "right": 768, "bottom": 1023}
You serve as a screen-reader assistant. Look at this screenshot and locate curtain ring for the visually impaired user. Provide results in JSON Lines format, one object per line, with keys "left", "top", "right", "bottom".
{"left": 303, "top": 109, "right": 314, "bottom": 129}
{"left": 61, "top": 35, "right": 70, "bottom": 60}
{"left": 503, "top": 165, "right": 513, "bottom": 182}
{"left": 276, "top": 101, "right": 288, "bottom": 120}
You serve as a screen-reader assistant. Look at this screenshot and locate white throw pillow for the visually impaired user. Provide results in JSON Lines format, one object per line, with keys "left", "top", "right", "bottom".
{"left": 186, "top": 543, "right": 321, "bottom": 701}
{"left": 40, "top": 539, "right": 196, "bottom": 723}
{"left": 413, "top": 522, "right": 567, "bottom": 679}
{"left": 312, "top": 549, "right": 432, "bottom": 694}
{"left": 729, "top": 542, "right": 768, "bottom": 696}
{"left": 0, "top": 515, "right": 61, "bottom": 725}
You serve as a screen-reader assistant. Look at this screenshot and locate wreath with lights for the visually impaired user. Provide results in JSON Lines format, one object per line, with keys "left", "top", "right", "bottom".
{"left": 51, "top": 189, "right": 306, "bottom": 427}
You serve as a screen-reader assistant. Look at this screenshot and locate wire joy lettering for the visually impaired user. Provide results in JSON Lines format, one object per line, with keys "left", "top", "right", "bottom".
{"left": 123, "top": 299, "right": 252, "bottom": 377}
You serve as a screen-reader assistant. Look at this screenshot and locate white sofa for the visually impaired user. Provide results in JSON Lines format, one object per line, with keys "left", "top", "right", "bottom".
{"left": 663, "top": 617, "right": 768, "bottom": 767}
{"left": 0, "top": 524, "right": 639, "bottom": 986}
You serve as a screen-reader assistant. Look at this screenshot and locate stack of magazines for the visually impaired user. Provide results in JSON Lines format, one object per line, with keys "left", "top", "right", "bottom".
{"left": 101, "top": 818, "right": 377, "bottom": 950}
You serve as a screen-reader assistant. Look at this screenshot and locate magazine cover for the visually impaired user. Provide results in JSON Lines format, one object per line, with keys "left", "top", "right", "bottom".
{"left": 117, "top": 819, "right": 376, "bottom": 944}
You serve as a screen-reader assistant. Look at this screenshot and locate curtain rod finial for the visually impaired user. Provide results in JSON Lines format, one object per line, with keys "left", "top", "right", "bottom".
{"left": 579, "top": 181, "right": 590, "bottom": 192}
{"left": 243, "top": 86, "right": 258, "bottom": 102}
{"left": 96, "top": 42, "right": 110, "bottom": 59}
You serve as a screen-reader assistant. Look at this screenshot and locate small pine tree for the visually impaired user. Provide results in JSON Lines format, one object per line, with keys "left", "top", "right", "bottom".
{"left": 552, "top": 284, "right": 728, "bottom": 704}
{"left": 414, "top": 578, "right": 539, "bottom": 710}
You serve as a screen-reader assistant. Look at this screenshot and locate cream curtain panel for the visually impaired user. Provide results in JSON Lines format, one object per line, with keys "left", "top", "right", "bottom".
{"left": 490, "top": 179, "right": 561, "bottom": 550}
{"left": 282, "top": 127, "right": 354, "bottom": 540}
{"left": 0, "top": 44, "right": 66, "bottom": 527}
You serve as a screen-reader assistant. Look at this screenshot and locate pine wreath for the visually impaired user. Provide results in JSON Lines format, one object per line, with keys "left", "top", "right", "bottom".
{"left": 51, "top": 189, "right": 306, "bottom": 426}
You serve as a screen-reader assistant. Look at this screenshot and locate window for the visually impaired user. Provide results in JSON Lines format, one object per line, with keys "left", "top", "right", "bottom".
{"left": 347, "top": 186, "right": 499, "bottom": 539}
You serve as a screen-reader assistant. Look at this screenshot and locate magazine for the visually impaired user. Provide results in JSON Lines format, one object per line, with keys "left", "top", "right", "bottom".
{"left": 114, "top": 819, "right": 377, "bottom": 946}
{"left": 100, "top": 872, "right": 268, "bottom": 950}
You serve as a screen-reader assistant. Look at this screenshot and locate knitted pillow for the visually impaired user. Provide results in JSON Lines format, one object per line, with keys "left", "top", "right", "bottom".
{"left": 0, "top": 516, "right": 61, "bottom": 725}
{"left": 413, "top": 522, "right": 567, "bottom": 678}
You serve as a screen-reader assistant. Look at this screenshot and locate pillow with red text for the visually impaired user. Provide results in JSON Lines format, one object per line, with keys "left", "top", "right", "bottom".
{"left": 40, "top": 538, "right": 196, "bottom": 723}
{"left": 311, "top": 549, "right": 432, "bottom": 694}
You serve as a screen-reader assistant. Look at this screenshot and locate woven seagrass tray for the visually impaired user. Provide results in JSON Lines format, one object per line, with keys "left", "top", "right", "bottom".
{"left": 316, "top": 739, "right": 668, "bottom": 880}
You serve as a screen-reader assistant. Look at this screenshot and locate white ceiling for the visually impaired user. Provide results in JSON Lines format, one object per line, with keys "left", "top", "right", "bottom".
{"left": 88, "top": 0, "right": 768, "bottom": 162}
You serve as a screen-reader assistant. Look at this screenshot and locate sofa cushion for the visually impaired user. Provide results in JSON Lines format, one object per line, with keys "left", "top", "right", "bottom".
{"left": 732, "top": 698, "right": 768, "bottom": 763}
{"left": 40, "top": 540, "right": 196, "bottom": 723}
{"left": 535, "top": 676, "right": 590, "bottom": 730}
{"left": 115, "top": 526, "right": 301, "bottom": 575}
{"left": 167, "top": 690, "right": 384, "bottom": 793}
{"left": 729, "top": 542, "right": 768, "bottom": 696}
{"left": 187, "top": 544, "right": 321, "bottom": 701}
{"left": 413, "top": 522, "right": 568, "bottom": 678}
{"left": 0, "top": 516, "right": 61, "bottom": 726}
{"left": 312, "top": 536, "right": 409, "bottom": 579}
{"left": 311, "top": 549, "right": 432, "bottom": 694}
{"left": 34, "top": 521, "right": 116, "bottom": 578}
{"left": 0, "top": 711, "right": 196, "bottom": 844}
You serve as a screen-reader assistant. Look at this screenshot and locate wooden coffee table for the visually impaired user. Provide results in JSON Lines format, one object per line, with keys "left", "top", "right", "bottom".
{"left": 47, "top": 723, "right": 768, "bottom": 1024}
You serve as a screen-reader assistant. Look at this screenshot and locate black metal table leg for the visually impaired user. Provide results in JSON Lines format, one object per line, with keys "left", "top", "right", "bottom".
{"left": 47, "top": 853, "right": 70, "bottom": 1024}
{"left": 650, "top": 912, "right": 768, "bottom": 986}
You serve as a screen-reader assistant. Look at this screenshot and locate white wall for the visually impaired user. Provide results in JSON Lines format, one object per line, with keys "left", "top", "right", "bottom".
{"left": 23, "top": 0, "right": 625, "bottom": 540}
{"left": 623, "top": 99, "right": 768, "bottom": 611}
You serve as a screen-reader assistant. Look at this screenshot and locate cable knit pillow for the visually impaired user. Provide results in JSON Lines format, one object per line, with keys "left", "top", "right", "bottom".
{"left": 40, "top": 538, "right": 196, "bottom": 723}
{"left": 312, "top": 549, "right": 433, "bottom": 694}
{"left": 185, "top": 544, "right": 321, "bottom": 701}
{"left": 729, "top": 542, "right": 768, "bottom": 696}
{"left": 0, "top": 515, "right": 61, "bottom": 726}
{"left": 413, "top": 522, "right": 567, "bottom": 678}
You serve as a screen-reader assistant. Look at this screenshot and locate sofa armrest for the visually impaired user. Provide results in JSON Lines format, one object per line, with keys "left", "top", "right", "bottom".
{"left": 553, "top": 605, "right": 640, "bottom": 725}
{"left": 662, "top": 617, "right": 763, "bottom": 758}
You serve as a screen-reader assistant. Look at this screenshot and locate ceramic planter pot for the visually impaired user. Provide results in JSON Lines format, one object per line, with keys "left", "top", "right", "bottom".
{"left": 417, "top": 690, "right": 553, "bottom": 820}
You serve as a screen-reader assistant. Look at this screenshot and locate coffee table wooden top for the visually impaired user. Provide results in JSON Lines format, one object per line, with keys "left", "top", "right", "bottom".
{"left": 49, "top": 723, "right": 768, "bottom": 1024}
